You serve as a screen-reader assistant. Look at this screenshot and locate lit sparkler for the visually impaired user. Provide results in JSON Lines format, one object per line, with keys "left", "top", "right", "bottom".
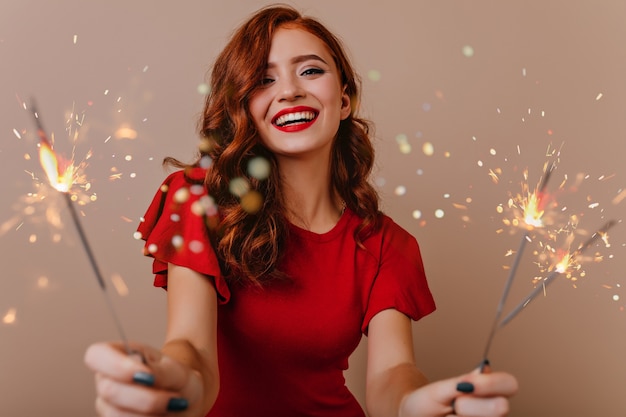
{"left": 499, "top": 219, "right": 616, "bottom": 328}
{"left": 30, "top": 101, "right": 132, "bottom": 354}
{"left": 480, "top": 162, "right": 555, "bottom": 370}
{"left": 479, "top": 213, "right": 616, "bottom": 369}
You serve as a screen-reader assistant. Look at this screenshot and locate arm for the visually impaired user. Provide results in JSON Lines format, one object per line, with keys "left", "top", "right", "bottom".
{"left": 162, "top": 263, "right": 220, "bottom": 414}
{"left": 84, "top": 263, "right": 219, "bottom": 416}
{"left": 366, "top": 309, "right": 518, "bottom": 417}
{"left": 365, "top": 308, "right": 429, "bottom": 417}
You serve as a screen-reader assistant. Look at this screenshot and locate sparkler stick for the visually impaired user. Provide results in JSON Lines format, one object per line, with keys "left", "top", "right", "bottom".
{"left": 480, "top": 162, "right": 555, "bottom": 371}
{"left": 498, "top": 219, "right": 617, "bottom": 329}
{"left": 30, "top": 101, "right": 132, "bottom": 354}
{"left": 480, "top": 232, "right": 529, "bottom": 370}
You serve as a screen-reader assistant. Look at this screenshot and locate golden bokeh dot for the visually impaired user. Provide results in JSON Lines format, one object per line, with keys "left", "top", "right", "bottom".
{"left": 37, "top": 276, "right": 49, "bottom": 289}
{"left": 173, "top": 187, "right": 190, "bottom": 203}
{"left": 241, "top": 191, "right": 263, "bottom": 214}
{"left": 422, "top": 142, "right": 434, "bottom": 156}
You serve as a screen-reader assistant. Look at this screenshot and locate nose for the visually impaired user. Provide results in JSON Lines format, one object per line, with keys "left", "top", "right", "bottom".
{"left": 277, "top": 74, "right": 305, "bottom": 102}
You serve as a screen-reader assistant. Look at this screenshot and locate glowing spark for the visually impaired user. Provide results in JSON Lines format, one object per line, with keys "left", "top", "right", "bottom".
{"left": 29, "top": 102, "right": 133, "bottom": 354}
{"left": 499, "top": 220, "right": 617, "bottom": 329}
{"left": 612, "top": 189, "right": 626, "bottom": 205}
{"left": 555, "top": 252, "right": 573, "bottom": 273}
{"left": 2, "top": 308, "right": 17, "bottom": 324}
{"left": 111, "top": 274, "right": 129, "bottom": 297}
{"left": 521, "top": 190, "right": 545, "bottom": 228}
{"left": 422, "top": 142, "right": 434, "bottom": 156}
{"left": 38, "top": 140, "right": 76, "bottom": 193}
{"left": 37, "top": 276, "right": 49, "bottom": 289}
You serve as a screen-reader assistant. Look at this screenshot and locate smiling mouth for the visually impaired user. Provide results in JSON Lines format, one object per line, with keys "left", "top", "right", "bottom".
{"left": 273, "top": 111, "right": 318, "bottom": 127}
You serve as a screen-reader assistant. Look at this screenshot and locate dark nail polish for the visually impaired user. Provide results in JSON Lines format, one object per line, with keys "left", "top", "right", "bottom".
{"left": 132, "top": 371, "right": 155, "bottom": 386}
{"left": 167, "top": 397, "right": 188, "bottom": 412}
{"left": 456, "top": 382, "right": 475, "bottom": 393}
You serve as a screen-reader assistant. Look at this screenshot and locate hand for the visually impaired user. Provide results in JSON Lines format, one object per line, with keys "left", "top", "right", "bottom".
{"left": 399, "top": 366, "right": 518, "bottom": 417}
{"left": 84, "top": 342, "right": 204, "bottom": 416}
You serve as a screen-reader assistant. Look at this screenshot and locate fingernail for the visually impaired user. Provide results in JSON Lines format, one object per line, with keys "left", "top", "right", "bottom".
{"left": 132, "top": 371, "right": 155, "bottom": 386}
{"left": 167, "top": 398, "right": 188, "bottom": 412}
{"left": 456, "top": 381, "right": 475, "bottom": 393}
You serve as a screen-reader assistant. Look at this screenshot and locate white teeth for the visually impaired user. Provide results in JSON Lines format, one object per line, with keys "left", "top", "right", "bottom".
{"left": 274, "top": 111, "right": 316, "bottom": 127}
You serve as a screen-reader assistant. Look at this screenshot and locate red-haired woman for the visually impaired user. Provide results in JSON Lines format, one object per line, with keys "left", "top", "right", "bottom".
{"left": 85, "top": 5, "right": 518, "bottom": 417}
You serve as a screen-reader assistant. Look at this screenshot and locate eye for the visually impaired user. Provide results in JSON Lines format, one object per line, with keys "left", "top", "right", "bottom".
{"left": 260, "top": 76, "right": 275, "bottom": 86}
{"left": 301, "top": 68, "right": 325, "bottom": 77}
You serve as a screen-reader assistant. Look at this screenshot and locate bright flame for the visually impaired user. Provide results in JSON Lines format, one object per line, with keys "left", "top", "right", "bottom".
{"left": 38, "top": 141, "right": 76, "bottom": 193}
{"left": 522, "top": 190, "right": 545, "bottom": 228}
{"left": 555, "top": 252, "right": 573, "bottom": 273}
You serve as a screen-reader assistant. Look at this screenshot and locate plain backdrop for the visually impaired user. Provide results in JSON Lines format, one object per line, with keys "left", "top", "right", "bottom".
{"left": 1, "top": 1, "right": 625, "bottom": 416}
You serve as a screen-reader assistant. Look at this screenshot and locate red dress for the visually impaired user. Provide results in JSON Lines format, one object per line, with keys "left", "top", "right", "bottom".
{"left": 137, "top": 168, "right": 436, "bottom": 417}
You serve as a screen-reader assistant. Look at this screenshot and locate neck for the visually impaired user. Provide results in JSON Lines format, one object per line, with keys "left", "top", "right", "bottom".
{"left": 278, "top": 156, "right": 344, "bottom": 233}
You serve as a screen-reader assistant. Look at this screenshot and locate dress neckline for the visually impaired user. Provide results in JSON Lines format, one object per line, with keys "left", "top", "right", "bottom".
{"left": 287, "top": 207, "right": 353, "bottom": 242}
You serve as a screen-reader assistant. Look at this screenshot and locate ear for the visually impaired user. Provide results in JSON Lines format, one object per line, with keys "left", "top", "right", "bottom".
{"left": 340, "top": 85, "right": 351, "bottom": 120}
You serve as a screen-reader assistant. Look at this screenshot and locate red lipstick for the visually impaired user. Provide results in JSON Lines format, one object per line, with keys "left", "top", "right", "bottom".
{"left": 271, "top": 106, "right": 318, "bottom": 132}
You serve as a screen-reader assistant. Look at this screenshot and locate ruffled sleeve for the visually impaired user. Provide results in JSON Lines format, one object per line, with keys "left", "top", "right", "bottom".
{"left": 361, "top": 217, "right": 436, "bottom": 334}
{"left": 136, "top": 167, "right": 231, "bottom": 304}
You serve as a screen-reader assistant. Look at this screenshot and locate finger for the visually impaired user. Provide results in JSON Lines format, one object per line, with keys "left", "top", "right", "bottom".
{"left": 85, "top": 342, "right": 153, "bottom": 382}
{"left": 95, "top": 395, "right": 186, "bottom": 417}
{"left": 96, "top": 396, "right": 148, "bottom": 417}
{"left": 465, "top": 372, "right": 519, "bottom": 398}
{"left": 401, "top": 377, "right": 470, "bottom": 416}
{"left": 402, "top": 371, "right": 518, "bottom": 416}
{"left": 85, "top": 343, "right": 191, "bottom": 392}
{"left": 451, "top": 395, "right": 510, "bottom": 417}
{"left": 96, "top": 373, "right": 189, "bottom": 415}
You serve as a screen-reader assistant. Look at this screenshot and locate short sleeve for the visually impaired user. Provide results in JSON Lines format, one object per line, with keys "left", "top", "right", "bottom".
{"left": 136, "top": 168, "right": 231, "bottom": 304}
{"left": 361, "top": 218, "right": 436, "bottom": 333}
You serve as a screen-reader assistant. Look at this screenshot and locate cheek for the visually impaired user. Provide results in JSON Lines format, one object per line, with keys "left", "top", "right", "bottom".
{"left": 318, "top": 83, "right": 344, "bottom": 114}
{"left": 248, "top": 94, "right": 268, "bottom": 128}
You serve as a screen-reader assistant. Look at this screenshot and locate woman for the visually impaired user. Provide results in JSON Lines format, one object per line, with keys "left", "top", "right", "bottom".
{"left": 85, "top": 5, "right": 518, "bottom": 417}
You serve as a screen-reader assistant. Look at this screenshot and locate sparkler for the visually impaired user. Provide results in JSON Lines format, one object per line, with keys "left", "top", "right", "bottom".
{"left": 479, "top": 215, "right": 616, "bottom": 370}
{"left": 31, "top": 101, "right": 132, "bottom": 354}
{"left": 498, "top": 219, "right": 616, "bottom": 328}
{"left": 480, "top": 161, "right": 555, "bottom": 370}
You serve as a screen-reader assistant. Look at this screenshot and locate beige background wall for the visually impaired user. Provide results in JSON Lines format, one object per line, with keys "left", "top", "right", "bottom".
{"left": 1, "top": 1, "right": 625, "bottom": 416}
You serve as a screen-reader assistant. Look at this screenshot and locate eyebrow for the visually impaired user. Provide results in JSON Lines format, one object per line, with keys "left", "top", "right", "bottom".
{"left": 266, "top": 54, "right": 329, "bottom": 69}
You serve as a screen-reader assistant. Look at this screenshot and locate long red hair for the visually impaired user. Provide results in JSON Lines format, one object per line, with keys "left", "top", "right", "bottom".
{"left": 166, "top": 4, "right": 381, "bottom": 283}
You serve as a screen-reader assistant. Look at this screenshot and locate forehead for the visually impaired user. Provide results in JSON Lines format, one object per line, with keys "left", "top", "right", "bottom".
{"left": 267, "top": 27, "right": 335, "bottom": 66}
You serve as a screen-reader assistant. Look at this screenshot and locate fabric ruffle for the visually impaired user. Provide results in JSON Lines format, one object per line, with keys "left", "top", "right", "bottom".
{"left": 136, "top": 168, "right": 230, "bottom": 303}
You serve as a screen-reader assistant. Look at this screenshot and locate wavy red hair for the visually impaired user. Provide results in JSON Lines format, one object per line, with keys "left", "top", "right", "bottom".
{"left": 166, "top": 4, "right": 381, "bottom": 283}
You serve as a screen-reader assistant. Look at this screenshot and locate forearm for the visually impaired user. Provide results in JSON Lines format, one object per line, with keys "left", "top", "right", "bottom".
{"left": 162, "top": 338, "right": 220, "bottom": 414}
{"left": 366, "top": 362, "right": 429, "bottom": 417}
